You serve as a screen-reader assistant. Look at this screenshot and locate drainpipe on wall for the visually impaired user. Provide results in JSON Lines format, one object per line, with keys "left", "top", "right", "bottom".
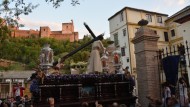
{"left": 125, "top": 10, "right": 133, "bottom": 73}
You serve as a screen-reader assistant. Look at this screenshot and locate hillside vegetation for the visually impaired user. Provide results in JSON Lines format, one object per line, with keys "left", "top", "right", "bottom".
{"left": 0, "top": 37, "right": 110, "bottom": 72}
{"left": 0, "top": 19, "right": 110, "bottom": 72}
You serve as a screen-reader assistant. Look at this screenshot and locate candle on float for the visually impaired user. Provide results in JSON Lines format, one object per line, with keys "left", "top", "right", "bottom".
{"left": 114, "top": 54, "right": 119, "bottom": 64}
{"left": 102, "top": 60, "right": 106, "bottom": 67}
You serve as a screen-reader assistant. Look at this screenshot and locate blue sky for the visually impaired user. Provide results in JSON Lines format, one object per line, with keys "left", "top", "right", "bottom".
{"left": 18, "top": 0, "right": 190, "bottom": 39}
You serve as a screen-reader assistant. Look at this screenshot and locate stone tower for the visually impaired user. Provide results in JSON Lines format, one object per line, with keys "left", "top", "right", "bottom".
{"left": 62, "top": 20, "right": 74, "bottom": 34}
{"left": 40, "top": 26, "right": 51, "bottom": 38}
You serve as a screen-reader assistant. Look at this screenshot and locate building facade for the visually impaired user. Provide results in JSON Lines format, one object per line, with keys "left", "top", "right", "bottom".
{"left": 0, "top": 71, "right": 35, "bottom": 99}
{"left": 11, "top": 20, "right": 79, "bottom": 42}
{"left": 166, "top": 6, "right": 190, "bottom": 83}
{"left": 108, "top": 6, "right": 189, "bottom": 74}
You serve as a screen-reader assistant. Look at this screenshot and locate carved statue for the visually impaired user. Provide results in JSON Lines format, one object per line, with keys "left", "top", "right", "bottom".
{"left": 87, "top": 40, "right": 105, "bottom": 73}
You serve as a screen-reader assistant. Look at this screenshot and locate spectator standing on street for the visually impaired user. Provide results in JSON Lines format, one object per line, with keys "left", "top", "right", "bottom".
{"left": 167, "top": 96, "right": 179, "bottom": 107}
{"left": 112, "top": 102, "right": 119, "bottom": 107}
{"left": 23, "top": 95, "right": 31, "bottom": 107}
{"left": 178, "top": 77, "right": 189, "bottom": 107}
{"left": 13, "top": 83, "right": 25, "bottom": 105}
{"left": 48, "top": 97, "right": 55, "bottom": 107}
{"left": 81, "top": 102, "right": 89, "bottom": 107}
{"left": 124, "top": 66, "right": 135, "bottom": 93}
{"left": 0, "top": 98, "right": 2, "bottom": 106}
{"left": 162, "top": 82, "right": 171, "bottom": 107}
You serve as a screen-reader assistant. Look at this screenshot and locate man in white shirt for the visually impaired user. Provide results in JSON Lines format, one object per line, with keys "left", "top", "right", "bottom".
{"left": 13, "top": 83, "right": 25, "bottom": 105}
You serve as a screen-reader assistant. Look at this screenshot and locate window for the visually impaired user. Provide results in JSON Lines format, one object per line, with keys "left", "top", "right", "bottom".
{"left": 121, "top": 47, "right": 125, "bottom": 56}
{"left": 154, "top": 30, "right": 157, "bottom": 34}
{"left": 114, "top": 33, "right": 119, "bottom": 46}
{"left": 13, "top": 79, "right": 24, "bottom": 83}
{"left": 171, "top": 29, "right": 175, "bottom": 37}
{"left": 123, "top": 29, "right": 126, "bottom": 36}
{"left": 146, "top": 14, "right": 152, "bottom": 22}
{"left": 127, "top": 57, "right": 129, "bottom": 62}
{"left": 157, "top": 16, "right": 162, "bottom": 23}
{"left": 5, "top": 79, "right": 11, "bottom": 82}
{"left": 164, "top": 32, "right": 169, "bottom": 42}
{"left": 120, "top": 12, "right": 124, "bottom": 22}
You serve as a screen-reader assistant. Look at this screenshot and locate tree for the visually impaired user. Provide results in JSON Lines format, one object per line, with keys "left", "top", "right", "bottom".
{"left": 0, "top": 36, "right": 110, "bottom": 71}
{"left": 0, "top": 18, "right": 10, "bottom": 42}
{"left": 0, "top": 0, "right": 38, "bottom": 27}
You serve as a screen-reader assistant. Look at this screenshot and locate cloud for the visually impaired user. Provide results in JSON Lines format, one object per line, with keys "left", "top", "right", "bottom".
{"left": 75, "top": 27, "right": 105, "bottom": 39}
{"left": 163, "top": 0, "right": 188, "bottom": 6}
{"left": 163, "top": 0, "right": 174, "bottom": 6}
{"left": 153, "top": 6, "right": 161, "bottom": 12}
{"left": 178, "top": 0, "right": 186, "bottom": 5}
{"left": 152, "top": 0, "right": 189, "bottom": 15}
{"left": 18, "top": 17, "right": 62, "bottom": 31}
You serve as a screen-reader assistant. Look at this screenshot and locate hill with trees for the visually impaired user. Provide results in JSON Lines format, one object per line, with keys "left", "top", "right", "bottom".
{"left": 0, "top": 19, "right": 110, "bottom": 73}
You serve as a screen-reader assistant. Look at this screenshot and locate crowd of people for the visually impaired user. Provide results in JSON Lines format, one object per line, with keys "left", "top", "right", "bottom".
{"left": 143, "top": 76, "right": 190, "bottom": 107}
{"left": 0, "top": 95, "right": 31, "bottom": 107}
{"left": 147, "top": 76, "right": 190, "bottom": 107}
{"left": 0, "top": 83, "right": 31, "bottom": 107}
{"left": 81, "top": 101, "right": 127, "bottom": 107}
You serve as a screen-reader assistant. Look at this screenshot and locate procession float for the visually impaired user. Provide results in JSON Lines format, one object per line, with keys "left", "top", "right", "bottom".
{"left": 28, "top": 23, "right": 137, "bottom": 107}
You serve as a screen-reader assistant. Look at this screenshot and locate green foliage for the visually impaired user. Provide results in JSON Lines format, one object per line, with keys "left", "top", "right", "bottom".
{"left": 70, "top": 61, "right": 88, "bottom": 74}
{"left": 0, "top": 66, "right": 8, "bottom": 71}
{"left": 0, "top": 34, "right": 109, "bottom": 71}
{"left": 8, "top": 63, "right": 25, "bottom": 71}
{"left": 0, "top": 63, "right": 25, "bottom": 71}
{"left": 0, "top": 19, "right": 11, "bottom": 43}
{"left": 0, "top": 21, "right": 109, "bottom": 72}
{"left": 27, "top": 61, "right": 37, "bottom": 69}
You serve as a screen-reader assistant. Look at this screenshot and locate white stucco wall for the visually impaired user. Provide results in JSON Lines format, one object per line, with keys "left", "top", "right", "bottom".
{"left": 109, "top": 10, "right": 132, "bottom": 71}
{"left": 178, "top": 21, "right": 190, "bottom": 83}
{"left": 178, "top": 21, "right": 190, "bottom": 42}
{"left": 109, "top": 10, "right": 127, "bottom": 33}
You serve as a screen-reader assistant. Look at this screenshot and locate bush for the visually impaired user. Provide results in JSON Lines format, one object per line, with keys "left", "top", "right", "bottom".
{"left": 27, "top": 61, "right": 37, "bottom": 69}
{"left": 9, "top": 63, "right": 25, "bottom": 70}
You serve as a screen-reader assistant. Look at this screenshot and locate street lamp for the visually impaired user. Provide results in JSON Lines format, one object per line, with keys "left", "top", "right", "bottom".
{"left": 39, "top": 44, "right": 54, "bottom": 75}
